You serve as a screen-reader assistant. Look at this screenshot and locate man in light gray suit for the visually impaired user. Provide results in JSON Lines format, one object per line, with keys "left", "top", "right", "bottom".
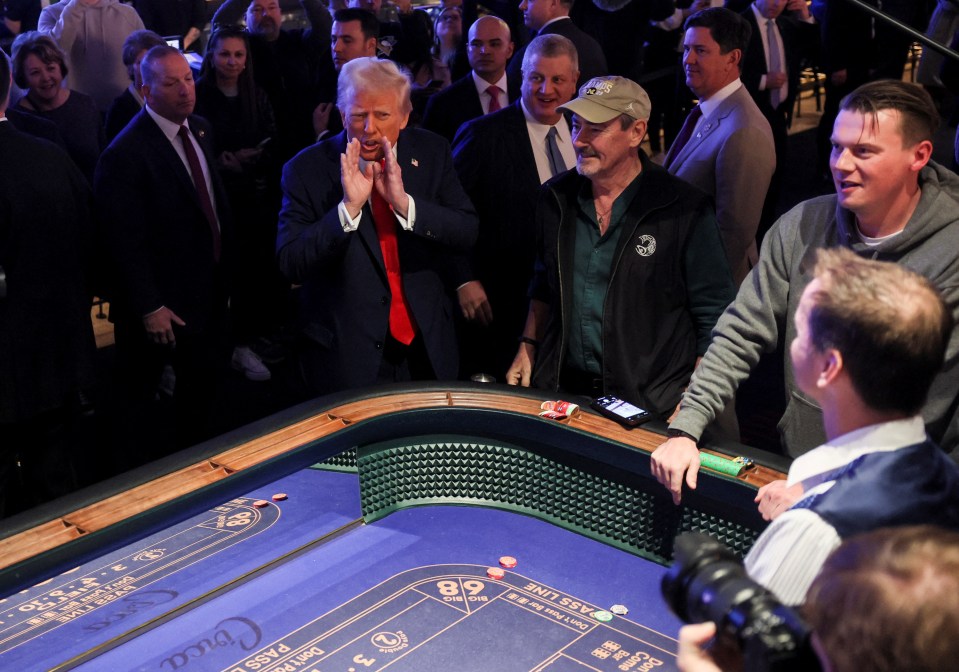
{"left": 664, "top": 7, "right": 775, "bottom": 285}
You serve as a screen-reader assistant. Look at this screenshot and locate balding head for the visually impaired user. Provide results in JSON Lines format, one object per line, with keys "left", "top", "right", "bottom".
{"left": 467, "top": 16, "right": 513, "bottom": 84}
{"left": 141, "top": 46, "right": 196, "bottom": 124}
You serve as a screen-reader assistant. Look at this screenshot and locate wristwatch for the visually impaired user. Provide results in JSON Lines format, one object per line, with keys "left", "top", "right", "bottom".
{"left": 666, "top": 428, "right": 698, "bottom": 442}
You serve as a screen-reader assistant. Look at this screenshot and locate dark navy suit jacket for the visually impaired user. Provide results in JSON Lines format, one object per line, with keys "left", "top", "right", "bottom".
{"left": 421, "top": 72, "right": 520, "bottom": 144}
{"left": 451, "top": 102, "right": 542, "bottom": 295}
{"left": 276, "top": 128, "right": 478, "bottom": 393}
{"left": 94, "top": 109, "right": 232, "bottom": 332}
{"left": 450, "top": 102, "right": 567, "bottom": 378}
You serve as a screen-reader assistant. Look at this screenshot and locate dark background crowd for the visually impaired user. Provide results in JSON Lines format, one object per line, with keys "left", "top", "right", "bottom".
{"left": 0, "top": 0, "right": 955, "bottom": 519}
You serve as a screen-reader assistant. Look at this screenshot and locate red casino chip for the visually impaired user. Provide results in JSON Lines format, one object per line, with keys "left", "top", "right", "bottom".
{"left": 252, "top": 499, "right": 270, "bottom": 508}
{"left": 499, "top": 556, "right": 518, "bottom": 568}
{"left": 271, "top": 493, "right": 288, "bottom": 501}
{"left": 487, "top": 567, "right": 506, "bottom": 580}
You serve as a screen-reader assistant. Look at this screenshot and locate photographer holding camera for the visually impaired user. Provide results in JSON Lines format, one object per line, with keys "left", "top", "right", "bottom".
{"left": 673, "top": 525, "right": 959, "bottom": 672}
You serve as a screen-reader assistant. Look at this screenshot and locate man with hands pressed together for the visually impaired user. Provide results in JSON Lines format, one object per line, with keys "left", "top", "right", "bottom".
{"left": 276, "top": 57, "right": 477, "bottom": 395}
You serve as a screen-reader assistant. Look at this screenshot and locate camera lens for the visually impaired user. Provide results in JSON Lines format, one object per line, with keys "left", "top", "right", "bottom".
{"left": 661, "top": 533, "right": 821, "bottom": 672}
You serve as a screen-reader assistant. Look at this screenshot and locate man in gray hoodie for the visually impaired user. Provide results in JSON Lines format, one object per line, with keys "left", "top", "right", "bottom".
{"left": 652, "top": 79, "right": 959, "bottom": 506}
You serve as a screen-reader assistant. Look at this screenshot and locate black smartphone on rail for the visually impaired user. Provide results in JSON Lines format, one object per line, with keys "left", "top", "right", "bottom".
{"left": 591, "top": 395, "right": 652, "bottom": 427}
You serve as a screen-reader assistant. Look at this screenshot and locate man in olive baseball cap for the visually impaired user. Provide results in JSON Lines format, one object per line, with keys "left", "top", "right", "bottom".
{"left": 558, "top": 75, "right": 652, "bottom": 123}
{"left": 506, "top": 72, "right": 735, "bottom": 432}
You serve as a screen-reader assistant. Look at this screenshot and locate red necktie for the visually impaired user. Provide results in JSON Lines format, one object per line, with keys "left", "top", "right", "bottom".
{"left": 177, "top": 125, "right": 221, "bottom": 262}
{"left": 370, "top": 164, "right": 416, "bottom": 345}
{"left": 664, "top": 105, "right": 702, "bottom": 170}
{"left": 486, "top": 85, "right": 502, "bottom": 113}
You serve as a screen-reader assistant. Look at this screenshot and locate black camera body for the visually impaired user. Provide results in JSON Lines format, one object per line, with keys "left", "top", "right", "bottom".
{"left": 661, "top": 532, "right": 822, "bottom": 672}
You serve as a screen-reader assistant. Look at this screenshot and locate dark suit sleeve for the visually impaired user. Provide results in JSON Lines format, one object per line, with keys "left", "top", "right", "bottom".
{"left": 740, "top": 13, "right": 764, "bottom": 94}
{"left": 95, "top": 144, "right": 164, "bottom": 318}
{"left": 301, "top": 0, "right": 333, "bottom": 50}
{"left": 529, "top": 186, "right": 552, "bottom": 305}
{"left": 448, "top": 119, "right": 485, "bottom": 288}
{"left": 407, "top": 136, "right": 478, "bottom": 253}
{"left": 275, "top": 150, "right": 353, "bottom": 284}
{"left": 451, "top": 118, "right": 480, "bottom": 190}
{"left": 420, "top": 95, "right": 445, "bottom": 138}
{"left": 421, "top": 90, "right": 459, "bottom": 143}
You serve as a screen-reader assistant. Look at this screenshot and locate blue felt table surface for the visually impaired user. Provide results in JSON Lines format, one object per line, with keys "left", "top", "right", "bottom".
{"left": 73, "top": 503, "right": 682, "bottom": 672}
{"left": 0, "top": 469, "right": 362, "bottom": 672}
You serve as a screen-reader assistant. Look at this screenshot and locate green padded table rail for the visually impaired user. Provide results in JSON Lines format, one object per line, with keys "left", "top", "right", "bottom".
{"left": 352, "top": 435, "right": 763, "bottom": 566}
{"left": 316, "top": 448, "right": 359, "bottom": 472}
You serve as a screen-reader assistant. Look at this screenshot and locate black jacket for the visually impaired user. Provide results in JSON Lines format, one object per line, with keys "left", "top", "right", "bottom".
{"left": 530, "top": 153, "right": 735, "bottom": 416}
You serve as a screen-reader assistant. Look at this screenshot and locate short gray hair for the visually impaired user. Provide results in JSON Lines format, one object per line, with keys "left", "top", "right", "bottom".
{"left": 521, "top": 33, "right": 578, "bottom": 77}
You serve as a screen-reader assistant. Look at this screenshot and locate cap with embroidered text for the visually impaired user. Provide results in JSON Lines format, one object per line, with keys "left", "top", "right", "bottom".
{"left": 558, "top": 76, "right": 651, "bottom": 123}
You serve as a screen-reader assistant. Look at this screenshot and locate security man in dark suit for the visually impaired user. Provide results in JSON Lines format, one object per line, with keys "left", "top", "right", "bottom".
{"left": 422, "top": 15, "right": 520, "bottom": 144}
{"left": 741, "top": 0, "right": 815, "bottom": 237}
{"left": 451, "top": 34, "right": 578, "bottom": 381}
{"left": 95, "top": 45, "right": 232, "bottom": 453}
{"left": 507, "top": 0, "right": 607, "bottom": 89}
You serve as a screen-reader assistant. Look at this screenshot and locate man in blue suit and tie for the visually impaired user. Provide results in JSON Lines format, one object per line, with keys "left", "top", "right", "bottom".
{"left": 451, "top": 33, "right": 579, "bottom": 382}
{"left": 422, "top": 15, "right": 519, "bottom": 144}
{"left": 277, "top": 57, "right": 478, "bottom": 395}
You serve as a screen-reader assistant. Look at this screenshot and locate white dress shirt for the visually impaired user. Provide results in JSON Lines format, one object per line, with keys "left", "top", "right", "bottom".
{"left": 521, "top": 99, "right": 576, "bottom": 184}
{"left": 145, "top": 104, "right": 219, "bottom": 227}
{"left": 471, "top": 71, "right": 509, "bottom": 115}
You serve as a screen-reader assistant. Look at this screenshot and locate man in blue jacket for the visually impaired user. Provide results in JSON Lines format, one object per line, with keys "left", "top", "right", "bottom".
{"left": 743, "top": 248, "right": 959, "bottom": 605}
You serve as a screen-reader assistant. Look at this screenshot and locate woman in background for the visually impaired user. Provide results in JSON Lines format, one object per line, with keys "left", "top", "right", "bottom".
{"left": 196, "top": 26, "right": 287, "bottom": 383}
{"left": 409, "top": 5, "right": 463, "bottom": 119}
{"left": 11, "top": 32, "right": 103, "bottom": 184}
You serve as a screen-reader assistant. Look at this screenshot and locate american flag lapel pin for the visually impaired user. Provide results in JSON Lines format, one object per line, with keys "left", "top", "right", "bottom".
{"left": 411, "top": 158, "right": 419, "bottom": 167}
{"left": 197, "top": 129, "right": 206, "bottom": 138}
